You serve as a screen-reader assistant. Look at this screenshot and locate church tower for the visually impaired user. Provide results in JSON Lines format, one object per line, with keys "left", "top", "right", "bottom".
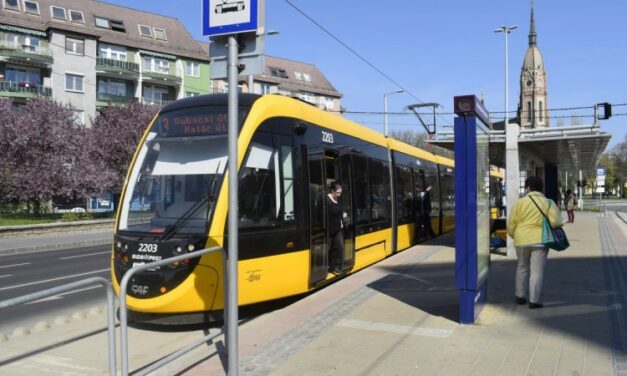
{"left": 518, "top": 2, "right": 549, "bottom": 128}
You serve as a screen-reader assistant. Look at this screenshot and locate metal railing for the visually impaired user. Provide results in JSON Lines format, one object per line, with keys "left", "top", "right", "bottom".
{"left": 0, "top": 81, "right": 52, "bottom": 96}
{"left": 118, "top": 246, "right": 227, "bottom": 376}
{"left": 0, "top": 277, "right": 116, "bottom": 376}
{"left": 96, "top": 57, "right": 140, "bottom": 72}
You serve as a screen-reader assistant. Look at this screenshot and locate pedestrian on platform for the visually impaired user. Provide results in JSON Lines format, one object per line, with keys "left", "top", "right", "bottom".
{"left": 327, "top": 181, "right": 344, "bottom": 274}
{"left": 564, "top": 189, "right": 577, "bottom": 223}
{"left": 507, "top": 176, "right": 563, "bottom": 309}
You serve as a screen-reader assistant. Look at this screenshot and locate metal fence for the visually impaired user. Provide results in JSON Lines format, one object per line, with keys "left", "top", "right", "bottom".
{"left": 0, "top": 277, "right": 117, "bottom": 376}
{"left": 118, "top": 245, "right": 226, "bottom": 376}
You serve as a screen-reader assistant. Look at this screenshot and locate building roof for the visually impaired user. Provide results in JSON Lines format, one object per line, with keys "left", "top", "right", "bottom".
{"left": 0, "top": 0, "right": 209, "bottom": 61}
{"left": 252, "top": 55, "right": 342, "bottom": 98}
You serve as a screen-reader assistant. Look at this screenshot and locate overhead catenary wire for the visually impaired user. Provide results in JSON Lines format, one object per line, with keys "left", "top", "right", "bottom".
{"left": 281, "top": 0, "right": 453, "bottom": 128}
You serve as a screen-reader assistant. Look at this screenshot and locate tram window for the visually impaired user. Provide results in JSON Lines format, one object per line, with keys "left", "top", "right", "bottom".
{"left": 239, "top": 136, "right": 279, "bottom": 228}
{"left": 369, "top": 159, "right": 391, "bottom": 222}
{"left": 440, "top": 168, "right": 455, "bottom": 211}
{"left": 281, "top": 145, "right": 295, "bottom": 223}
{"left": 423, "top": 166, "right": 439, "bottom": 213}
{"left": 352, "top": 155, "right": 370, "bottom": 225}
{"left": 396, "top": 165, "right": 414, "bottom": 222}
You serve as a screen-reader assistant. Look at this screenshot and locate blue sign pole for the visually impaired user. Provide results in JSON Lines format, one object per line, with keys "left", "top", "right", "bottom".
{"left": 454, "top": 95, "right": 491, "bottom": 324}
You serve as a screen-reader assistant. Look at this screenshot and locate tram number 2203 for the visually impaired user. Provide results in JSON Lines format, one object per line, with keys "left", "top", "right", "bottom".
{"left": 321, "top": 131, "right": 334, "bottom": 144}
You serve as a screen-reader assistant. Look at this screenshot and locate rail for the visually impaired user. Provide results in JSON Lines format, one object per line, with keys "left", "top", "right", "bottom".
{"left": 118, "top": 245, "right": 226, "bottom": 376}
{"left": 0, "top": 277, "right": 116, "bottom": 376}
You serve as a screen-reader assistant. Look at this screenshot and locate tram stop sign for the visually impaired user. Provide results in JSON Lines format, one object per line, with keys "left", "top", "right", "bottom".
{"left": 202, "top": 0, "right": 265, "bottom": 79}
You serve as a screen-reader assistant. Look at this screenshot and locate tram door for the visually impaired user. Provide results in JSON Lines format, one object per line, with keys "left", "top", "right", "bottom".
{"left": 308, "top": 149, "right": 356, "bottom": 285}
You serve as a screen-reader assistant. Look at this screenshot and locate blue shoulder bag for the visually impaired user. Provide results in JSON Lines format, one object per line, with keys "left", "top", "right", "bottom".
{"left": 529, "top": 195, "right": 570, "bottom": 251}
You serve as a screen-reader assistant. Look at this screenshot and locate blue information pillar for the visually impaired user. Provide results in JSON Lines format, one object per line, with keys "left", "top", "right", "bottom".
{"left": 453, "top": 95, "right": 491, "bottom": 324}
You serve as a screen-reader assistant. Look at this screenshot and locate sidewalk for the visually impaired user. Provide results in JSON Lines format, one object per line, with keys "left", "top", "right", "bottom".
{"left": 0, "top": 211, "right": 624, "bottom": 375}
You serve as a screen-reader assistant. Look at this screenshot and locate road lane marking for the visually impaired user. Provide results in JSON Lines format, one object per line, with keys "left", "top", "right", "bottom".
{"left": 25, "top": 285, "right": 105, "bottom": 305}
{"left": 0, "top": 268, "right": 110, "bottom": 292}
{"left": 59, "top": 251, "right": 109, "bottom": 260}
{"left": 0, "top": 262, "right": 31, "bottom": 269}
{"left": 0, "top": 274, "right": 11, "bottom": 279}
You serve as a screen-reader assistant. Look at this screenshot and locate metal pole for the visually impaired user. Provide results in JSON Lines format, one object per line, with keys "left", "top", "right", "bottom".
{"left": 383, "top": 93, "right": 388, "bottom": 137}
{"left": 227, "top": 34, "right": 239, "bottom": 376}
{"left": 579, "top": 169, "right": 583, "bottom": 210}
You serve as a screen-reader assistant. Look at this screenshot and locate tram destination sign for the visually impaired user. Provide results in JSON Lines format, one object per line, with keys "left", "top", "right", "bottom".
{"left": 157, "top": 111, "right": 228, "bottom": 137}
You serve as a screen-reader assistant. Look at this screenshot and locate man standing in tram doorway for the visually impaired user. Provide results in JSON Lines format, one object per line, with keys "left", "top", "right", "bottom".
{"left": 422, "top": 184, "right": 435, "bottom": 238}
{"left": 327, "top": 181, "right": 344, "bottom": 274}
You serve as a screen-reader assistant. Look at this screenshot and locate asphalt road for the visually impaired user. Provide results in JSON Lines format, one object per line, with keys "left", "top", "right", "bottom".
{"left": 0, "top": 245, "right": 111, "bottom": 334}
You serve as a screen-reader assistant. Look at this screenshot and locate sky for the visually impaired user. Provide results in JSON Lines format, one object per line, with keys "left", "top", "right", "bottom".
{"left": 105, "top": 0, "right": 626, "bottom": 149}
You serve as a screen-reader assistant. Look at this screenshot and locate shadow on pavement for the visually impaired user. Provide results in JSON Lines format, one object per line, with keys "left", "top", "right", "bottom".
{"left": 368, "top": 252, "right": 627, "bottom": 355}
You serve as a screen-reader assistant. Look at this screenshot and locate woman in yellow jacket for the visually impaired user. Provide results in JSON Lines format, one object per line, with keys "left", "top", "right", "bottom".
{"left": 507, "top": 176, "right": 563, "bottom": 309}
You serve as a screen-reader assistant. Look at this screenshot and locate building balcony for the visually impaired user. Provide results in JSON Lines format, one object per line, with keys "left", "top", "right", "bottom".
{"left": 96, "top": 92, "right": 136, "bottom": 106}
{"left": 0, "top": 41, "right": 53, "bottom": 66}
{"left": 142, "top": 69, "right": 182, "bottom": 86}
{"left": 96, "top": 57, "right": 140, "bottom": 78}
{"left": 141, "top": 98, "right": 176, "bottom": 107}
{"left": 0, "top": 81, "right": 52, "bottom": 97}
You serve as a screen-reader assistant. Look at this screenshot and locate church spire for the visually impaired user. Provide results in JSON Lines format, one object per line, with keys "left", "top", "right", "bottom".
{"left": 529, "top": 0, "right": 537, "bottom": 46}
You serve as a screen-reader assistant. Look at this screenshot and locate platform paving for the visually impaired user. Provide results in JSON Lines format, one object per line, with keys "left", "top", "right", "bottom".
{"left": 0, "top": 211, "right": 624, "bottom": 375}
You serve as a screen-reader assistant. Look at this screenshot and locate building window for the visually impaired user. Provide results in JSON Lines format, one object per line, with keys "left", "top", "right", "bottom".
{"left": 302, "top": 73, "right": 311, "bottom": 82}
{"left": 6, "top": 33, "right": 40, "bottom": 52}
{"left": 69, "top": 10, "right": 84, "bottom": 23}
{"left": 94, "top": 16, "right": 109, "bottom": 28}
{"left": 294, "top": 71, "right": 302, "bottom": 80}
{"left": 143, "top": 85, "right": 169, "bottom": 104}
{"left": 259, "top": 83, "right": 273, "bottom": 94}
{"left": 6, "top": 66, "right": 40, "bottom": 84}
{"left": 185, "top": 91, "right": 199, "bottom": 97}
{"left": 297, "top": 91, "right": 315, "bottom": 104}
{"left": 23, "top": 0, "right": 39, "bottom": 15}
{"left": 4, "top": 0, "right": 20, "bottom": 11}
{"left": 153, "top": 28, "right": 167, "bottom": 41}
{"left": 539, "top": 100, "right": 543, "bottom": 121}
{"left": 98, "top": 43, "right": 127, "bottom": 61}
{"left": 138, "top": 24, "right": 152, "bottom": 37}
{"left": 65, "top": 73, "right": 84, "bottom": 92}
{"left": 110, "top": 20, "right": 125, "bottom": 32}
{"left": 98, "top": 78, "right": 127, "bottom": 97}
{"left": 65, "top": 37, "right": 84, "bottom": 55}
{"left": 142, "top": 56, "right": 169, "bottom": 74}
{"left": 73, "top": 110, "right": 84, "bottom": 125}
{"left": 270, "top": 67, "right": 288, "bottom": 78}
{"left": 185, "top": 61, "right": 199, "bottom": 77}
{"left": 51, "top": 5, "right": 65, "bottom": 20}
{"left": 526, "top": 101, "right": 532, "bottom": 123}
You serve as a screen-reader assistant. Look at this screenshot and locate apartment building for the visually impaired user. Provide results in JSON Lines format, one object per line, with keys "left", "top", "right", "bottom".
{"left": 209, "top": 54, "right": 343, "bottom": 112}
{"left": 0, "top": 0, "right": 211, "bottom": 124}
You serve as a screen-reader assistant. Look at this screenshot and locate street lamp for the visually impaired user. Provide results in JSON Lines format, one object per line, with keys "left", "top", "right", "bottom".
{"left": 493, "top": 25, "right": 517, "bottom": 125}
{"left": 495, "top": 24, "right": 518, "bottom": 257}
{"left": 383, "top": 89, "right": 404, "bottom": 136}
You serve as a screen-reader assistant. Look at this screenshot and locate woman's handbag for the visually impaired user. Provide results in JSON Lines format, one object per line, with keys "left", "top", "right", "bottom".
{"left": 529, "top": 196, "right": 570, "bottom": 251}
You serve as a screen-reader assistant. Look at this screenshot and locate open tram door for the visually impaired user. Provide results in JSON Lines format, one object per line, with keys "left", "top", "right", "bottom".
{"left": 307, "top": 148, "right": 355, "bottom": 285}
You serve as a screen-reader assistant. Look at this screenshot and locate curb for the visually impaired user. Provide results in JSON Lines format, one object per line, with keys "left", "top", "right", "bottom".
{"left": 0, "top": 238, "right": 112, "bottom": 256}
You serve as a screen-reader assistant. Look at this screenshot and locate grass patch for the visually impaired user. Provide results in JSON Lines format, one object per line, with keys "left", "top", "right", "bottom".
{"left": 0, "top": 215, "right": 59, "bottom": 226}
{"left": 0, "top": 211, "right": 114, "bottom": 226}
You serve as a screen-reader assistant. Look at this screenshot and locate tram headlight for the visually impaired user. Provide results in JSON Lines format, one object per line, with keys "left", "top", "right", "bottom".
{"left": 187, "top": 244, "right": 196, "bottom": 252}
{"left": 116, "top": 240, "right": 123, "bottom": 249}
{"left": 174, "top": 246, "right": 184, "bottom": 254}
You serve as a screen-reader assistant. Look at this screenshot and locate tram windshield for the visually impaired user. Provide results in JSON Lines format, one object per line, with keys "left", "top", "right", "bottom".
{"left": 117, "top": 106, "right": 243, "bottom": 236}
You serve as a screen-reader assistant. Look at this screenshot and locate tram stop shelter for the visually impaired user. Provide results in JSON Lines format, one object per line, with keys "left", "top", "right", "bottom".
{"left": 428, "top": 122, "right": 612, "bottom": 204}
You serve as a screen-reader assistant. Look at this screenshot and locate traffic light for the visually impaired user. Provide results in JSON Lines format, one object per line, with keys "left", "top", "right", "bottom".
{"left": 596, "top": 102, "right": 612, "bottom": 120}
